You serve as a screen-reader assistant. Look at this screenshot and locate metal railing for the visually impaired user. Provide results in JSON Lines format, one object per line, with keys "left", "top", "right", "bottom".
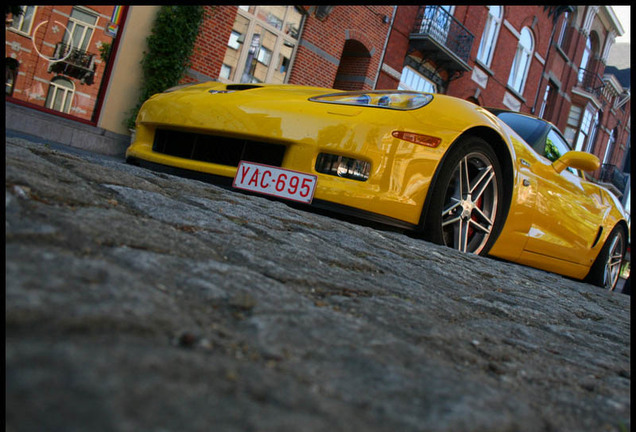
{"left": 599, "top": 163, "right": 629, "bottom": 193}
{"left": 576, "top": 68, "right": 604, "bottom": 98}
{"left": 411, "top": 6, "right": 474, "bottom": 64}
{"left": 51, "top": 42, "right": 95, "bottom": 69}
{"left": 48, "top": 42, "right": 96, "bottom": 84}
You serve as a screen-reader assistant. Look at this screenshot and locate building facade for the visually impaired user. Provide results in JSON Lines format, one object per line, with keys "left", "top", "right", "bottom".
{"left": 6, "top": 5, "right": 125, "bottom": 122}
{"left": 5, "top": 5, "right": 630, "bottom": 204}
{"left": 375, "top": 5, "right": 630, "bottom": 201}
{"left": 182, "top": 6, "right": 395, "bottom": 91}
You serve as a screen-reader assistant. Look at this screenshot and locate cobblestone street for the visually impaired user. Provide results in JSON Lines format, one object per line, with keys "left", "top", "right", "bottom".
{"left": 5, "top": 136, "right": 631, "bottom": 432}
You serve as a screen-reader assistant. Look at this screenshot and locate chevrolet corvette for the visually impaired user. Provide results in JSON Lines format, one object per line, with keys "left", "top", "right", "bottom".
{"left": 125, "top": 82, "right": 628, "bottom": 291}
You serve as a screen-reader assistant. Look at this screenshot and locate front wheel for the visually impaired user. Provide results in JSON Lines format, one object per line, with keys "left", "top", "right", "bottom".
{"left": 586, "top": 226, "right": 626, "bottom": 291}
{"left": 423, "top": 137, "right": 505, "bottom": 256}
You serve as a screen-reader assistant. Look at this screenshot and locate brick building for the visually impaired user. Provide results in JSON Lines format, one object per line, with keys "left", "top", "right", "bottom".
{"left": 6, "top": 5, "right": 123, "bottom": 122}
{"left": 182, "top": 6, "right": 395, "bottom": 91}
{"left": 375, "top": 5, "right": 630, "bottom": 200}
{"left": 5, "top": 5, "right": 630, "bottom": 204}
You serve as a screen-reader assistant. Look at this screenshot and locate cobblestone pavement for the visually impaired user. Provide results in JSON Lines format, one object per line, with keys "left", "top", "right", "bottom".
{"left": 5, "top": 136, "right": 630, "bottom": 432}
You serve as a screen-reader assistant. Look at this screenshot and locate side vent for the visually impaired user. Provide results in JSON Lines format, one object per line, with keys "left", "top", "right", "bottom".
{"left": 591, "top": 227, "right": 603, "bottom": 248}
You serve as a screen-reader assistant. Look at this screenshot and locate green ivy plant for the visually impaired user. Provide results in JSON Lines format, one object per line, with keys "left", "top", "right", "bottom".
{"left": 126, "top": 5, "right": 205, "bottom": 129}
{"left": 98, "top": 42, "right": 111, "bottom": 62}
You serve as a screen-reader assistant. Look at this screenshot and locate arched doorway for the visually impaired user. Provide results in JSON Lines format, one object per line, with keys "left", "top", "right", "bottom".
{"left": 333, "top": 39, "right": 371, "bottom": 90}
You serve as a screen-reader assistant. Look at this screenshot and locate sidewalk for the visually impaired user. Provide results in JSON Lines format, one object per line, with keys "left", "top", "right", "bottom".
{"left": 5, "top": 100, "right": 130, "bottom": 158}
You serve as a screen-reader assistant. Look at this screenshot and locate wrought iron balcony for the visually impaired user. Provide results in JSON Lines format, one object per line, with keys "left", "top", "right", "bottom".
{"left": 47, "top": 42, "right": 96, "bottom": 85}
{"left": 409, "top": 6, "right": 474, "bottom": 73}
{"left": 575, "top": 68, "right": 604, "bottom": 98}
{"left": 599, "top": 163, "right": 628, "bottom": 197}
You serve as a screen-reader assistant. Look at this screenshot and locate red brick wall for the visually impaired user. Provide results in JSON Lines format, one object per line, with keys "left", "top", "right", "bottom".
{"left": 375, "top": 6, "right": 419, "bottom": 90}
{"left": 288, "top": 6, "right": 394, "bottom": 89}
{"left": 183, "top": 5, "right": 236, "bottom": 84}
{"left": 447, "top": 5, "right": 556, "bottom": 113}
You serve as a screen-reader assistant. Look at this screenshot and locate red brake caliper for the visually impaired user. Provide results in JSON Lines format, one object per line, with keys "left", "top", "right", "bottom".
{"left": 468, "top": 196, "right": 483, "bottom": 238}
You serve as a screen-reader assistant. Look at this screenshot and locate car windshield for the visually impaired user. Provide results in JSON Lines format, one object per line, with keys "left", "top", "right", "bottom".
{"left": 492, "top": 111, "right": 547, "bottom": 149}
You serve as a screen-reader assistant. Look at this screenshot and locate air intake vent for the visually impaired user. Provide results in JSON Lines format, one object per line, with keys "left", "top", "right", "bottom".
{"left": 153, "top": 129, "right": 286, "bottom": 168}
{"left": 225, "top": 84, "right": 263, "bottom": 91}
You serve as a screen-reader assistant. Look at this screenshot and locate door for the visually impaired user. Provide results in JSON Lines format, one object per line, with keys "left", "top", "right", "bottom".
{"left": 523, "top": 128, "right": 604, "bottom": 264}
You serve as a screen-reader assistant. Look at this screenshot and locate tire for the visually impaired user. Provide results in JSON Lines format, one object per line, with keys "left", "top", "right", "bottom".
{"left": 585, "top": 226, "right": 626, "bottom": 291}
{"left": 424, "top": 136, "right": 505, "bottom": 256}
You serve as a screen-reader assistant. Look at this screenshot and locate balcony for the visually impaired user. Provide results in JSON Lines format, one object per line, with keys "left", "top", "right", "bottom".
{"left": 409, "top": 6, "right": 474, "bottom": 73}
{"left": 575, "top": 68, "right": 604, "bottom": 99}
{"left": 47, "top": 42, "right": 96, "bottom": 85}
{"left": 598, "top": 163, "right": 628, "bottom": 198}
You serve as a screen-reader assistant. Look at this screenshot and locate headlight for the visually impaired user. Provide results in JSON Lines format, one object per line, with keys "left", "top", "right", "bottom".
{"left": 309, "top": 91, "right": 433, "bottom": 110}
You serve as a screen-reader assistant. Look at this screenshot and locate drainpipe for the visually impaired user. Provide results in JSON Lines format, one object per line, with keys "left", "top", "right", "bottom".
{"left": 373, "top": 6, "right": 398, "bottom": 89}
{"left": 531, "top": 12, "right": 560, "bottom": 114}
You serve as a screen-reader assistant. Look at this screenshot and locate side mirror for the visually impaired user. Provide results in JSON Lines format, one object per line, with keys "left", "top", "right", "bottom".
{"left": 552, "top": 151, "right": 600, "bottom": 174}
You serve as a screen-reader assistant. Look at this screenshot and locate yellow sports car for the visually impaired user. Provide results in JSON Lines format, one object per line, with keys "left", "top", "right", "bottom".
{"left": 126, "top": 82, "right": 628, "bottom": 291}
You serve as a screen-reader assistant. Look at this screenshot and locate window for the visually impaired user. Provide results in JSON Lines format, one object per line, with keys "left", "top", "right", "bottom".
{"left": 603, "top": 130, "right": 616, "bottom": 164}
{"left": 545, "top": 129, "right": 578, "bottom": 175}
{"left": 220, "top": 64, "right": 232, "bottom": 79}
{"left": 476, "top": 6, "right": 502, "bottom": 67}
{"left": 228, "top": 31, "right": 242, "bottom": 50}
{"left": 279, "top": 52, "right": 291, "bottom": 74}
{"left": 398, "top": 66, "right": 437, "bottom": 93}
{"left": 9, "top": 6, "right": 37, "bottom": 35}
{"left": 557, "top": 11, "right": 574, "bottom": 54}
{"left": 538, "top": 81, "right": 558, "bottom": 121}
{"left": 578, "top": 37, "right": 592, "bottom": 83}
{"left": 507, "top": 27, "right": 534, "bottom": 94}
{"left": 220, "top": 6, "right": 304, "bottom": 84}
{"left": 564, "top": 105, "right": 581, "bottom": 145}
{"left": 494, "top": 111, "right": 547, "bottom": 150}
{"left": 6, "top": 58, "right": 19, "bottom": 96}
{"left": 544, "top": 130, "right": 569, "bottom": 162}
{"left": 45, "top": 77, "right": 74, "bottom": 114}
{"left": 586, "top": 111, "right": 600, "bottom": 153}
{"left": 257, "top": 45, "right": 273, "bottom": 66}
{"left": 63, "top": 7, "right": 99, "bottom": 51}
{"left": 574, "top": 108, "right": 594, "bottom": 152}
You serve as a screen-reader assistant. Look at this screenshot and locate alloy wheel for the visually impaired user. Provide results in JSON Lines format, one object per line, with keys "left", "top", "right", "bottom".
{"left": 604, "top": 233, "right": 624, "bottom": 291}
{"left": 441, "top": 151, "right": 499, "bottom": 254}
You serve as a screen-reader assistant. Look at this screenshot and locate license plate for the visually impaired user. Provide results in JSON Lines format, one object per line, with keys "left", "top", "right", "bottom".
{"left": 233, "top": 161, "right": 317, "bottom": 204}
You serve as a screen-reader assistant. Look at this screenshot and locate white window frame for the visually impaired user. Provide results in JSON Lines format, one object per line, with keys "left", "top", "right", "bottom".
{"left": 220, "top": 64, "right": 232, "bottom": 79}
{"left": 222, "top": 6, "right": 304, "bottom": 84}
{"left": 398, "top": 66, "right": 437, "bottom": 93}
{"left": 574, "top": 107, "right": 594, "bottom": 152}
{"left": 228, "top": 31, "right": 242, "bottom": 50}
{"left": 63, "top": 7, "right": 99, "bottom": 52}
{"left": 603, "top": 129, "right": 615, "bottom": 164}
{"left": 557, "top": 11, "right": 570, "bottom": 48}
{"left": 45, "top": 78, "right": 75, "bottom": 114}
{"left": 9, "top": 6, "right": 37, "bottom": 36}
{"left": 476, "top": 5, "right": 503, "bottom": 68}
{"left": 585, "top": 110, "right": 599, "bottom": 153}
{"left": 257, "top": 45, "right": 273, "bottom": 66}
{"left": 578, "top": 36, "right": 592, "bottom": 83}
{"left": 507, "top": 27, "right": 534, "bottom": 95}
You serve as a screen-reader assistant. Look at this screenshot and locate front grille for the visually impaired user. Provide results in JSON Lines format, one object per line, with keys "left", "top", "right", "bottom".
{"left": 152, "top": 129, "right": 286, "bottom": 167}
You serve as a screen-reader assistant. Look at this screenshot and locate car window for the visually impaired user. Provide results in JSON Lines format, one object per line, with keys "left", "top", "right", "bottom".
{"left": 545, "top": 129, "right": 579, "bottom": 176}
{"left": 494, "top": 112, "right": 546, "bottom": 150}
